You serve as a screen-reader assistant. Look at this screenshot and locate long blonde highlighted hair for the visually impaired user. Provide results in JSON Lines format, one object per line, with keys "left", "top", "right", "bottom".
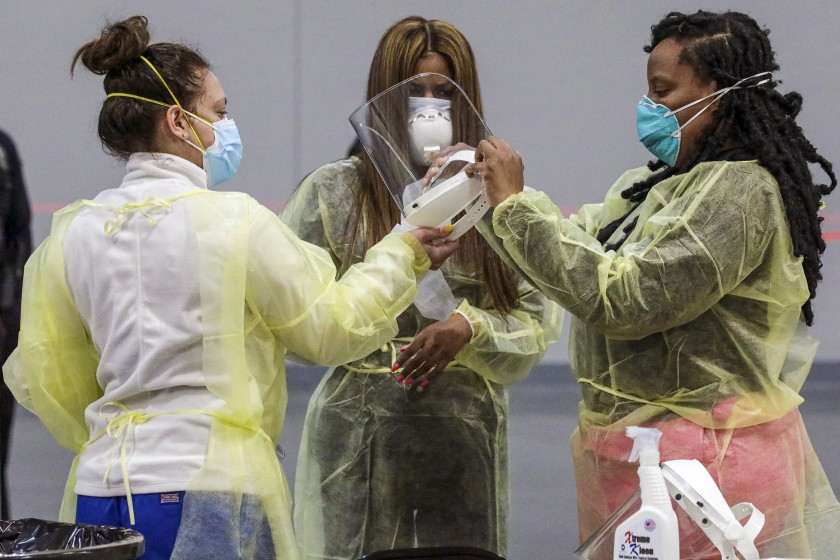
{"left": 349, "top": 16, "right": 518, "bottom": 314}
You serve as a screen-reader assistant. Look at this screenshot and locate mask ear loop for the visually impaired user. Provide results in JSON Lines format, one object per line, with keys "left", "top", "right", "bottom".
{"left": 138, "top": 56, "right": 207, "bottom": 151}
{"left": 664, "top": 71, "right": 773, "bottom": 138}
{"left": 107, "top": 92, "right": 213, "bottom": 154}
{"left": 107, "top": 55, "right": 208, "bottom": 151}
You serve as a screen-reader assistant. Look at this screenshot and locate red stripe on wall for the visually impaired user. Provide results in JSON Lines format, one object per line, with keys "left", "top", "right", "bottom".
{"left": 31, "top": 202, "right": 840, "bottom": 241}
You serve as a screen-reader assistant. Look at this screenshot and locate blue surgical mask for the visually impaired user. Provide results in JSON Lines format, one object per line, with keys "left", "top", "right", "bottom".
{"left": 636, "top": 97, "right": 681, "bottom": 167}
{"left": 636, "top": 71, "right": 772, "bottom": 166}
{"left": 184, "top": 115, "right": 243, "bottom": 186}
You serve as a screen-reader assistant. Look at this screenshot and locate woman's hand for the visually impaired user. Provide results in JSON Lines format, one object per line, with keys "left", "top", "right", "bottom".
{"left": 468, "top": 136, "right": 525, "bottom": 206}
{"left": 422, "top": 142, "right": 477, "bottom": 186}
{"left": 409, "top": 226, "right": 460, "bottom": 270}
{"left": 391, "top": 313, "right": 472, "bottom": 391}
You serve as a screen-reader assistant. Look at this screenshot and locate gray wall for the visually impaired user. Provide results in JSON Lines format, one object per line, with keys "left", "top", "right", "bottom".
{"left": 1, "top": 0, "right": 838, "bottom": 364}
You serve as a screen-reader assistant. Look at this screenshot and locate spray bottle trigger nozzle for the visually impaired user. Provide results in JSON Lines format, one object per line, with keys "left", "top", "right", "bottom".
{"left": 626, "top": 426, "right": 663, "bottom": 465}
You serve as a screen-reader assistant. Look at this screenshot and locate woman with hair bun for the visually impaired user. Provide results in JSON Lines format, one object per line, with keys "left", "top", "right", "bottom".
{"left": 2, "top": 15, "right": 458, "bottom": 560}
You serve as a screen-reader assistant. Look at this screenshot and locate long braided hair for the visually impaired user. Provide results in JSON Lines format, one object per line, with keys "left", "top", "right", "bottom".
{"left": 597, "top": 10, "right": 835, "bottom": 325}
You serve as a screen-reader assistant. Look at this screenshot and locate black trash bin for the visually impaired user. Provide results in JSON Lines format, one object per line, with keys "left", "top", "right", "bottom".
{"left": 360, "top": 547, "right": 506, "bottom": 560}
{"left": 0, "top": 518, "right": 144, "bottom": 559}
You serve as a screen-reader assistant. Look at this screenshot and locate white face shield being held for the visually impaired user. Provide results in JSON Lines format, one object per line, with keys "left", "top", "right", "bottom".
{"left": 349, "top": 73, "right": 491, "bottom": 240}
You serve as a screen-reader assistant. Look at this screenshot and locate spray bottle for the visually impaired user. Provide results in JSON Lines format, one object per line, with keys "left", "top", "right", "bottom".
{"left": 613, "top": 426, "right": 679, "bottom": 560}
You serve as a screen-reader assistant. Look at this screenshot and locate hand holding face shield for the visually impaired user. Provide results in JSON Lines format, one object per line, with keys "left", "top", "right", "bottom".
{"left": 349, "top": 72, "right": 492, "bottom": 242}
{"left": 349, "top": 73, "right": 490, "bottom": 327}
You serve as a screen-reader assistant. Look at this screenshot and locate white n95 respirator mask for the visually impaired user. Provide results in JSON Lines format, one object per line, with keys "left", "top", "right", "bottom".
{"left": 407, "top": 97, "right": 453, "bottom": 167}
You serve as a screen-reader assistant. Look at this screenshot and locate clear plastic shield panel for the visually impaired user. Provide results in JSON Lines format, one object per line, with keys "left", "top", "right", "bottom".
{"left": 349, "top": 72, "right": 491, "bottom": 217}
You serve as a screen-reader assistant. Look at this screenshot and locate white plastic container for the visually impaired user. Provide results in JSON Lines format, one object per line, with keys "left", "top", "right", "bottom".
{"left": 613, "top": 427, "right": 680, "bottom": 560}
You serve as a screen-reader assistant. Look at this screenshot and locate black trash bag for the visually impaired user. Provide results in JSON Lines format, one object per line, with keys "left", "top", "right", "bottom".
{"left": 0, "top": 518, "right": 144, "bottom": 559}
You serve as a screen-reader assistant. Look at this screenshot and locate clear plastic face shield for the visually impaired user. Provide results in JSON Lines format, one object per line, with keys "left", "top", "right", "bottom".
{"left": 349, "top": 72, "right": 492, "bottom": 240}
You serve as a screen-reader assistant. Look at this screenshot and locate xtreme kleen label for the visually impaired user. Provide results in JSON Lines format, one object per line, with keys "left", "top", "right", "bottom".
{"left": 614, "top": 524, "right": 663, "bottom": 560}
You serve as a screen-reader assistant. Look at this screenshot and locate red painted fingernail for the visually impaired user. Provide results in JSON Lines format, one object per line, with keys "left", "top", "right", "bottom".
{"left": 400, "top": 345, "right": 408, "bottom": 352}
{"left": 420, "top": 380, "right": 430, "bottom": 387}
{"left": 391, "top": 363, "right": 399, "bottom": 372}
{"left": 395, "top": 375, "right": 404, "bottom": 383}
{"left": 405, "top": 378, "right": 414, "bottom": 385}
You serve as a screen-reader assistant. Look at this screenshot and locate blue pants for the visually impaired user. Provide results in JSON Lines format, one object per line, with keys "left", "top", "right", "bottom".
{"left": 76, "top": 492, "right": 184, "bottom": 560}
{"left": 77, "top": 491, "right": 275, "bottom": 559}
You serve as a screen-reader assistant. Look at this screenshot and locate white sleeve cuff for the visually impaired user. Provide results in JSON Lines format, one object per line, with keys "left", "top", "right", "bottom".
{"left": 452, "top": 309, "right": 475, "bottom": 336}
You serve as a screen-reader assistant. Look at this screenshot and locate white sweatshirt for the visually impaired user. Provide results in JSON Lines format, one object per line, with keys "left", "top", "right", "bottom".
{"left": 66, "top": 153, "right": 221, "bottom": 496}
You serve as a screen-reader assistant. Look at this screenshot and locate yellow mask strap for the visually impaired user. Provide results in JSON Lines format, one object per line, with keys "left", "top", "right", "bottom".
{"left": 105, "top": 55, "right": 208, "bottom": 150}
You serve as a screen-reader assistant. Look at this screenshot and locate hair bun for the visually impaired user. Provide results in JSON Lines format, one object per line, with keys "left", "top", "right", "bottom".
{"left": 783, "top": 91, "right": 803, "bottom": 118}
{"left": 72, "top": 15, "right": 150, "bottom": 76}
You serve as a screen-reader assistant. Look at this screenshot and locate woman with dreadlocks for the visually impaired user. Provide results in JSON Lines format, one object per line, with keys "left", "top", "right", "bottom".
{"left": 451, "top": 9, "right": 839, "bottom": 559}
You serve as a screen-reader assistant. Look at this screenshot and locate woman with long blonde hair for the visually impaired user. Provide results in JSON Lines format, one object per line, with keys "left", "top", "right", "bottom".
{"left": 282, "top": 15, "right": 558, "bottom": 559}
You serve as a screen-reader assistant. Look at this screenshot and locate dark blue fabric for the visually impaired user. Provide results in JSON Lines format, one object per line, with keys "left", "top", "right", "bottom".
{"left": 76, "top": 491, "right": 184, "bottom": 560}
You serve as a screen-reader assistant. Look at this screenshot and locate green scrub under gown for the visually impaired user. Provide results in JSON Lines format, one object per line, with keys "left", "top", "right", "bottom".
{"left": 280, "top": 157, "right": 560, "bottom": 560}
